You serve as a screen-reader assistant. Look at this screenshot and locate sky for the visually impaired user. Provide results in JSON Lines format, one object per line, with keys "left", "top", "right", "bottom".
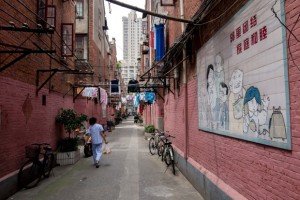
{"left": 104, "top": 0, "right": 145, "bottom": 60}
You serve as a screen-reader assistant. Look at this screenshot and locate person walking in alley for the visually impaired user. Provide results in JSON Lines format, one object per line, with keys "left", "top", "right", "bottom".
{"left": 86, "top": 117, "right": 107, "bottom": 168}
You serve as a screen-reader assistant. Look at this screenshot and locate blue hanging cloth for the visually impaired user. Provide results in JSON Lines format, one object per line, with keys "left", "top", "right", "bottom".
{"left": 134, "top": 94, "right": 140, "bottom": 107}
{"left": 145, "top": 92, "right": 156, "bottom": 104}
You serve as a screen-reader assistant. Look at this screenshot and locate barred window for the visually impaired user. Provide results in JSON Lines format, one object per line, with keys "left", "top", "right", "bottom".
{"left": 46, "top": 5, "right": 56, "bottom": 28}
{"left": 76, "top": 0, "right": 84, "bottom": 18}
{"left": 61, "top": 24, "right": 73, "bottom": 57}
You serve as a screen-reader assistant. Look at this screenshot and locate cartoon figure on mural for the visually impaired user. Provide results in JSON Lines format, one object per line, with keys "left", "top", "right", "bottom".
{"left": 206, "top": 64, "right": 218, "bottom": 129}
{"left": 204, "top": 54, "right": 228, "bottom": 130}
{"left": 199, "top": 82, "right": 209, "bottom": 127}
{"left": 217, "top": 82, "right": 229, "bottom": 130}
{"left": 228, "top": 69, "right": 245, "bottom": 133}
{"left": 243, "top": 86, "right": 270, "bottom": 137}
{"left": 269, "top": 106, "right": 287, "bottom": 141}
{"left": 214, "top": 54, "right": 225, "bottom": 94}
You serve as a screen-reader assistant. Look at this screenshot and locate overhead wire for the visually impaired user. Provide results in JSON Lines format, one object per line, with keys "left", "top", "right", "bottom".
{"left": 193, "top": 0, "right": 241, "bottom": 26}
{"left": 12, "top": 0, "right": 91, "bottom": 68}
{"left": 14, "top": 0, "right": 87, "bottom": 68}
{"left": 0, "top": 7, "right": 38, "bottom": 65}
{"left": 1, "top": 1, "right": 65, "bottom": 64}
{"left": 2, "top": 0, "right": 93, "bottom": 73}
{"left": 1, "top": 1, "right": 98, "bottom": 87}
{"left": 271, "top": 0, "right": 300, "bottom": 71}
{"left": 157, "top": 0, "right": 215, "bottom": 76}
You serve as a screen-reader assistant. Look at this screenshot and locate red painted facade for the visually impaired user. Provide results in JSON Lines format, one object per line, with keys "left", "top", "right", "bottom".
{"left": 143, "top": 0, "right": 300, "bottom": 199}
{"left": 0, "top": 0, "right": 111, "bottom": 182}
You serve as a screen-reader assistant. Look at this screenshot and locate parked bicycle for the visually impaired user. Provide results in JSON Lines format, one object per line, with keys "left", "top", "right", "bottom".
{"left": 148, "top": 130, "right": 176, "bottom": 175}
{"left": 160, "top": 134, "right": 176, "bottom": 175}
{"left": 148, "top": 129, "right": 165, "bottom": 155}
{"left": 18, "top": 143, "right": 54, "bottom": 189}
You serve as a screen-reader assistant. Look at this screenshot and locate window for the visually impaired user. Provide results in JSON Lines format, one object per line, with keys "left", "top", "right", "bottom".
{"left": 75, "top": 35, "right": 86, "bottom": 59}
{"left": 61, "top": 23, "right": 73, "bottom": 57}
{"left": 37, "top": 0, "right": 56, "bottom": 28}
{"left": 46, "top": 5, "right": 56, "bottom": 28}
{"left": 75, "top": 0, "right": 84, "bottom": 18}
{"left": 37, "top": 0, "right": 46, "bottom": 24}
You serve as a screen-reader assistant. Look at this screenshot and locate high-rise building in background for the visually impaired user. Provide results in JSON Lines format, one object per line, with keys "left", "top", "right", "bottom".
{"left": 121, "top": 11, "right": 142, "bottom": 82}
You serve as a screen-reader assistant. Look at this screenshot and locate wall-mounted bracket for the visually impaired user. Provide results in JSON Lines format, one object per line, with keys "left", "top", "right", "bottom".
{"left": 36, "top": 69, "right": 94, "bottom": 95}
{"left": 153, "top": 88, "right": 165, "bottom": 101}
{"left": 73, "top": 86, "right": 86, "bottom": 103}
{"left": 0, "top": 52, "right": 29, "bottom": 72}
{"left": 0, "top": 26, "right": 54, "bottom": 34}
{"left": 0, "top": 46, "right": 55, "bottom": 72}
{"left": 63, "top": 85, "right": 74, "bottom": 98}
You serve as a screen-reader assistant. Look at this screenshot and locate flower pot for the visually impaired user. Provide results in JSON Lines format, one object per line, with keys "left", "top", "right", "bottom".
{"left": 144, "top": 132, "right": 153, "bottom": 140}
{"left": 56, "top": 149, "right": 80, "bottom": 166}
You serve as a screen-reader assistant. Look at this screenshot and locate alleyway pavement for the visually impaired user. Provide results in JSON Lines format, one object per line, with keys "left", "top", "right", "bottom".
{"left": 9, "top": 118, "right": 203, "bottom": 200}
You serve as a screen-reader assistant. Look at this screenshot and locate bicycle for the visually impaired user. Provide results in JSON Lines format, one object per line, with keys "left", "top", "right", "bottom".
{"left": 18, "top": 143, "right": 54, "bottom": 189}
{"left": 161, "top": 135, "right": 176, "bottom": 175}
{"left": 148, "top": 129, "right": 165, "bottom": 155}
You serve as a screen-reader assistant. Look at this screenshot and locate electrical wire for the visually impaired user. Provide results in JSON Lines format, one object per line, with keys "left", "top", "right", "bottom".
{"left": 1, "top": 4, "right": 95, "bottom": 84}
{"left": 193, "top": 0, "right": 240, "bottom": 26}
{"left": 3, "top": 1, "right": 37, "bottom": 26}
{"left": 15, "top": 0, "right": 83, "bottom": 63}
{"left": 271, "top": 0, "right": 300, "bottom": 43}
{"left": 1, "top": 2, "right": 65, "bottom": 61}
{"left": 2, "top": 0, "right": 91, "bottom": 72}
{"left": 287, "top": 14, "right": 300, "bottom": 71}
{"left": 0, "top": 32, "right": 35, "bottom": 65}
{"left": 1, "top": 2, "right": 112, "bottom": 88}
{"left": 271, "top": 0, "right": 300, "bottom": 71}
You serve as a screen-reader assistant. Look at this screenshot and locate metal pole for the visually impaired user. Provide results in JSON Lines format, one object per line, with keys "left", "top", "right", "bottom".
{"left": 105, "top": 0, "right": 193, "bottom": 24}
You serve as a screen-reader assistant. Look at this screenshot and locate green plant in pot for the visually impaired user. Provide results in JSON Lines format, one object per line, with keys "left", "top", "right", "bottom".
{"left": 56, "top": 108, "right": 87, "bottom": 152}
{"left": 145, "top": 125, "right": 155, "bottom": 133}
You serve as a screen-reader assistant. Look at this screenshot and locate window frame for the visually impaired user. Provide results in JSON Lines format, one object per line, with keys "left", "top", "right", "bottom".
{"left": 160, "top": 0, "right": 175, "bottom": 6}
{"left": 46, "top": 5, "right": 56, "bottom": 29}
{"left": 75, "top": 0, "right": 84, "bottom": 19}
{"left": 75, "top": 34, "right": 86, "bottom": 60}
{"left": 37, "top": 0, "right": 47, "bottom": 26}
{"left": 61, "top": 23, "right": 74, "bottom": 57}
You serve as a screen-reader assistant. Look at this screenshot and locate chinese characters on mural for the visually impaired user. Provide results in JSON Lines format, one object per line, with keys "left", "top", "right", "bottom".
{"left": 198, "top": 0, "right": 289, "bottom": 148}
{"left": 230, "top": 15, "right": 268, "bottom": 55}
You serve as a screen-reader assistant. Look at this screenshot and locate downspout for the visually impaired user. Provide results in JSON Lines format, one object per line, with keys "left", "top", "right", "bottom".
{"left": 180, "top": 0, "right": 188, "bottom": 160}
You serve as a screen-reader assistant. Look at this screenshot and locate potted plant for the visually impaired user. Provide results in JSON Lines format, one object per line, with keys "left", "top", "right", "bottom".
{"left": 144, "top": 124, "right": 155, "bottom": 140}
{"left": 55, "top": 108, "right": 87, "bottom": 165}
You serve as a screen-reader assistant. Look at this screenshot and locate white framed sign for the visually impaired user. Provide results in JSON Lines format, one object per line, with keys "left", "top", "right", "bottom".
{"left": 197, "top": 0, "right": 291, "bottom": 149}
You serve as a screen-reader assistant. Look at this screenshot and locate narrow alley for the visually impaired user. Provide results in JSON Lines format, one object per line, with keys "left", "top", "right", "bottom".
{"left": 9, "top": 118, "right": 203, "bottom": 200}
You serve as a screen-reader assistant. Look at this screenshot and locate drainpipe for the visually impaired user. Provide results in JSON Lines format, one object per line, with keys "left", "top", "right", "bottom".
{"left": 180, "top": 0, "right": 188, "bottom": 160}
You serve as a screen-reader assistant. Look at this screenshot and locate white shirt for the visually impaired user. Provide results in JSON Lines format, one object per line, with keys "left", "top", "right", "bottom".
{"left": 87, "top": 124, "right": 104, "bottom": 144}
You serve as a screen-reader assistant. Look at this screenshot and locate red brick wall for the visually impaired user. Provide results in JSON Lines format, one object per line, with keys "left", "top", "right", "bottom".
{"left": 0, "top": 77, "right": 74, "bottom": 178}
{"left": 149, "top": 0, "right": 300, "bottom": 199}
{"left": 0, "top": 77, "right": 108, "bottom": 179}
{"left": 0, "top": 0, "right": 108, "bottom": 180}
{"left": 74, "top": 98, "right": 107, "bottom": 125}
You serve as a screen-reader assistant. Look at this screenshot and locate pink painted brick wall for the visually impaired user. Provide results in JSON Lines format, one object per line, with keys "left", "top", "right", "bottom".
{"left": 0, "top": 77, "right": 73, "bottom": 178}
{"left": 0, "top": 77, "right": 108, "bottom": 178}
{"left": 74, "top": 98, "right": 106, "bottom": 125}
{"left": 160, "top": 0, "right": 300, "bottom": 199}
{"left": 164, "top": 87, "right": 187, "bottom": 152}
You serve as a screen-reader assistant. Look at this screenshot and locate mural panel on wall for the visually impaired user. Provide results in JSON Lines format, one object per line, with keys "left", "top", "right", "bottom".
{"left": 197, "top": 0, "right": 291, "bottom": 149}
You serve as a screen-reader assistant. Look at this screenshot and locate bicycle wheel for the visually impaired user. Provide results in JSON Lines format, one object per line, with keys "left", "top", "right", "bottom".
{"left": 18, "top": 160, "right": 42, "bottom": 189}
{"left": 157, "top": 140, "right": 164, "bottom": 157}
{"left": 43, "top": 153, "right": 54, "bottom": 178}
{"left": 165, "top": 146, "right": 176, "bottom": 175}
{"left": 149, "top": 137, "right": 156, "bottom": 155}
{"left": 164, "top": 147, "right": 172, "bottom": 166}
